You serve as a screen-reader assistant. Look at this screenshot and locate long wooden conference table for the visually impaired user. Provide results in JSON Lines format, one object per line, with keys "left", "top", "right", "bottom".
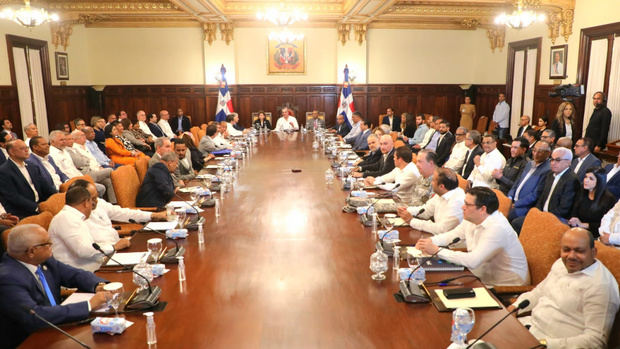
{"left": 21, "top": 132, "right": 539, "bottom": 348}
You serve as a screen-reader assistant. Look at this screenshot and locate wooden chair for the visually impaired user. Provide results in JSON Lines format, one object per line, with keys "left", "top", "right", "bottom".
{"left": 595, "top": 241, "right": 620, "bottom": 348}
{"left": 305, "top": 111, "right": 326, "bottom": 124}
{"left": 476, "top": 116, "right": 489, "bottom": 134}
{"left": 198, "top": 129, "right": 206, "bottom": 142}
{"left": 390, "top": 131, "right": 399, "bottom": 142}
{"left": 494, "top": 208, "right": 568, "bottom": 295}
{"left": 379, "top": 114, "right": 387, "bottom": 126}
{"left": 492, "top": 189, "right": 512, "bottom": 218}
{"left": 200, "top": 123, "right": 207, "bottom": 131}
{"left": 251, "top": 112, "right": 272, "bottom": 123}
{"left": 190, "top": 126, "right": 200, "bottom": 147}
{"left": 456, "top": 174, "right": 469, "bottom": 191}
{"left": 134, "top": 156, "right": 150, "bottom": 184}
{"left": 18, "top": 211, "right": 54, "bottom": 230}
{"left": 39, "top": 193, "right": 66, "bottom": 216}
{"left": 59, "top": 175, "right": 94, "bottom": 193}
{"left": 110, "top": 165, "right": 158, "bottom": 210}
{"left": 394, "top": 140, "right": 406, "bottom": 148}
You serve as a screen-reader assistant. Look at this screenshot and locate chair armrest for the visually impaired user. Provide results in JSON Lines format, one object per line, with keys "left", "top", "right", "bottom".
{"left": 493, "top": 285, "right": 534, "bottom": 295}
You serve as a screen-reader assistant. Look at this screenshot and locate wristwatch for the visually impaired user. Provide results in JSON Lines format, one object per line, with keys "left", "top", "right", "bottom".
{"left": 539, "top": 339, "right": 547, "bottom": 347}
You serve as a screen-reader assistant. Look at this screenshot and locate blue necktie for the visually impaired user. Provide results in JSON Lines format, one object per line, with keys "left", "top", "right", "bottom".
{"left": 35, "top": 266, "right": 57, "bottom": 306}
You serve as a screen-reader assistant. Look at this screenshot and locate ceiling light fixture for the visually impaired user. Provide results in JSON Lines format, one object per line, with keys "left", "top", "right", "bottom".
{"left": 494, "top": 0, "right": 545, "bottom": 29}
{"left": 0, "top": 0, "right": 59, "bottom": 28}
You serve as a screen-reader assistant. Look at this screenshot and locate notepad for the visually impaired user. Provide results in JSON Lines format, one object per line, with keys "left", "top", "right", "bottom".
{"left": 434, "top": 287, "right": 500, "bottom": 309}
{"left": 104, "top": 252, "right": 148, "bottom": 266}
{"left": 388, "top": 217, "right": 408, "bottom": 227}
{"left": 144, "top": 221, "right": 179, "bottom": 231}
{"left": 178, "top": 186, "right": 202, "bottom": 193}
{"left": 62, "top": 292, "right": 111, "bottom": 313}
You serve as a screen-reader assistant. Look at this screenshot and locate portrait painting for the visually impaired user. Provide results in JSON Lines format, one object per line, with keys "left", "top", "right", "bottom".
{"left": 549, "top": 44, "right": 568, "bottom": 79}
{"left": 268, "top": 38, "right": 305, "bottom": 74}
{"left": 55, "top": 52, "right": 69, "bottom": 80}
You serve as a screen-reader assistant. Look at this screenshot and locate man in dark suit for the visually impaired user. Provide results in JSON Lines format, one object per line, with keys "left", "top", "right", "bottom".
{"left": 169, "top": 108, "right": 192, "bottom": 135}
{"left": 492, "top": 137, "right": 529, "bottom": 194}
{"left": 570, "top": 137, "right": 602, "bottom": 182}
{"left": 511, "top": 147, "right": 579, "bottom": 232}
{"left": 382, "top": 107, "right": 401, "bottom": 132}
{"left": 0, "top": 140, "right": 57, "bottom": 218}
{"left": 585, "top": 92, "right": 612, "bottom": 152}
{"left": 516, "top": 115, "right": 532, "bottom": 138}
{"left": 461, "top": 130, "right": 484, "bottom": 179}
{"left": 604, "top": 152, "right": 620, "bottom": 200}
{"left": 507, "top": 141, "right": 552, "bottom": 220}
{"left": 523, "top": 129, "right": 538, "bottom": 159}
{"left": 354, "top": 134, "right": 381, "bottom": 170}
{"left": 352, "top": 120, "right": 371, "bottom": 151}
{"left": 137, "top": 151, "right": 177, "bottom": 207}
{"left": 435, "top": 120, "right": 455, "bottom": 166}
{"left": 352, "top": 134, "right": 395, "bottom": 178}
{"left": 0, "top": 130, "right": 12, "bottom": 166}
{"left": 0, "top": 224, "right": 109, "bottom": 348}
{"left": 26, "top": 136, "right": 69, "bottom": 191}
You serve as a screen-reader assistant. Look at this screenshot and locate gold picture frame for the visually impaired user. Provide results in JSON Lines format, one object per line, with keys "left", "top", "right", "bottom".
{"left": 267, "top": 38, "right": 306, "bottom": 75}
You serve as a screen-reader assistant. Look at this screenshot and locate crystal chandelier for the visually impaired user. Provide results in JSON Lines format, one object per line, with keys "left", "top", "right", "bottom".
{"left": 257, "top": 6, "right": 308, "bottom": 43}
{"left": 0, "top": 0, "right": 59, "bottom": 28}
{"left": 494, "top": 0, "right": 545, "bottom": 29}
{"left": 268, "top": 30, "right": 304, "bottom": 44}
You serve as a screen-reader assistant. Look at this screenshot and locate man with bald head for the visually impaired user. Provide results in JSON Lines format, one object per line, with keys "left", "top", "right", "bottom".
{"left": 0, "top": 224, "right": 110, "bottom": 347}
{"left": 0, "top": 140, "right": 56, "bottom": 218}
{"left": 330, "top": 114, "right": 351, "bottom": 137}
{"left": 511, "top": 228, "right": 619, "bottom": 348}
{"left": 352, "top": 134, "right": 395, "bottom": 178}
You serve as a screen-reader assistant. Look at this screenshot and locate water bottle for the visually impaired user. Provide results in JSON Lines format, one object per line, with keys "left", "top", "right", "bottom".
{"left": 371, "top": 213, "right": 378, "bottom": 236}
{"left": 215, "top": 198, "right": 220, "bottom": 217}
{"left": 177, "top": 256, "right": 186, "bottom": 282}
{"left": 393, "top": 246, "right": 401, "bottom": 271}
{"left": 325, "top": 168, "right": 334, "bottom": 185}
{"left": 411, "top": 266, "right": 426, "bottom": 285}
{"left": 144, "top": 312, "right": 157, "bottom": 345}
{"left": 312, "top": 140, "right": 319, "bottom": 151}
{"left": 197, "top": 224, "right": 205, "bottom": 245}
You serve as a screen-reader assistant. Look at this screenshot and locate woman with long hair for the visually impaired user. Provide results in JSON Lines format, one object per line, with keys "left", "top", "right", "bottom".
{"left": 550, "top": 101, "right": 576, "bottom": 143}
{"left": 401, "top": 113, "right": 416, "bottom": 140}
{"left": 568, "top": 167, "right": 616, "bottom": 237}
{"left": 104, "top": 122, "right": 146, "bottom": 165}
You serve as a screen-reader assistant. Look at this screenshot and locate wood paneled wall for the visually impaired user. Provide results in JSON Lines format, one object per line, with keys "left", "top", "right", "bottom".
{"left": 0, "top": 83, "right": 581, "bottom": 136}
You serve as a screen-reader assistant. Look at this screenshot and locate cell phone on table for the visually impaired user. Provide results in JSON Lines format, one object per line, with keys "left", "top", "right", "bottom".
{"left": 443, "top": 287, "right": 475, "bottom": 299}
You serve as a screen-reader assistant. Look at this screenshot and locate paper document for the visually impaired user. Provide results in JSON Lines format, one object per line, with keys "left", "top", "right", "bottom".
{"left": 178, "top": 186, "right": 202, "bottom": 193}
{"left": 206, "top": 165, "right": 219, "bottom": 169}
{"left": 388, "top": 217, "right": 408, "bottom": 227}
{"left": 167, "top": 201, "right": 204, "bottom": 213}
{"left": 105, "top": 252, "right": 149, "bottom": 266}
{"left": 406, "top": 246, "right": 429, "bottom": 257}
{"left": 144, "top": 221, "right": 179, "bottom": 231}
{"left": 435, "top": 287, "right": 500, "bottom": 309}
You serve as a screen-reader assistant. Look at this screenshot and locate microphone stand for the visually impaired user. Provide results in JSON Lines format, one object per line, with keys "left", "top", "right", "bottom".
{"left": 173, "top": 192, "right": 206, "bottom": 229}
{"left": 92, "top": 243, "right": 161, "bottom": 310}
{"left": 22, "top": 306, "right": 90, "bottom": 348}
{"left": 128, "top": 219, "right": 185, "bottom": 264}
{"left": 465, "top": 300, "right": 531, "bottom": 349}
{"left": 361, "top": 183, "right": 401, "bottom": 226}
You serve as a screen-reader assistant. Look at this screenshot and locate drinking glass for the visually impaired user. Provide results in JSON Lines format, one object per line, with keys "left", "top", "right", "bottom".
{"left": 383, "top": 214, "right": 395, "bottom": 231}
{"left": 189, "top": 190, "right": 199, "bottom": 204}
{"left": 147, "top": 238, "right": 162, "bottom": 263}
{"left": 103, "top": 282, "right": 124, "bottom": 317}
{"left": 175, "top": 209, "right": 187, "bottom": 228}
{"left": 450, "top": 307, "right": 475, "bottom": 347}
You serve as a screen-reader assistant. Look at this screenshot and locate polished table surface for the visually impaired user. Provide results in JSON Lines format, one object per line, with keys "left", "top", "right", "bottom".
{"left": 21, "top": 132, "right": 539, "bottom": 348}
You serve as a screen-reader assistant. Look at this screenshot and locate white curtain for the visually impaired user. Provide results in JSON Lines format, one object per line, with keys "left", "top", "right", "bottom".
{"left": 606, "top": 36, "right": 620, "bottom": 143}
{"left": 582, "top": 39, "right": 609, "bottom": 136}
{"left": 12, "top": 47, "right": 34, "bottom": 134}
{"left": 28, "top": 48, "right": 49, "bottom": 138}
{"left": 522, "top": 48, "right": 537, "bottom": 121}
{"left": 510, "top": 50, "right": 525, "bottom": 137}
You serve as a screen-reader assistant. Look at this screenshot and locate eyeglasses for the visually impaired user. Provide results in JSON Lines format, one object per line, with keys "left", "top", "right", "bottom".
{"left": 455, "top": 133, "right": 466, "bottom": 136}
{"left": 27, "top": 241, "right": 52, "bottom": 252}
{"left": 550, "top": 157, "right": 568, "bottom": 162}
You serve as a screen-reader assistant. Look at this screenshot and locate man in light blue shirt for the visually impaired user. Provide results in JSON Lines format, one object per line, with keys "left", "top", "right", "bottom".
{"left": 343, "top": 112, "right": 362, "bottom": 143}
{"left": 492, "top": 93, "right": 510, "bottom": 139}
{"left": 409, "top": 114, "right": 428, "bottom": 146}
{"left": 83, "top": 127, "right": 113, "bottom": 168}
{"left": 423, "top": 116, "right": 442, "bottom": 151}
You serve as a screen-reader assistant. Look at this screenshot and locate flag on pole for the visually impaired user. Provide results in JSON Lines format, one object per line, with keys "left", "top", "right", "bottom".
{"left": 215, "top": 64, "right": 234, "bottom": 122}
{"left": 336, "top": 65, "right": 355, "bottom": 127}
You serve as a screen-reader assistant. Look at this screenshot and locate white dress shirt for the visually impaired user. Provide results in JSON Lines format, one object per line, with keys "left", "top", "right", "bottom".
{"left": 407, "top": 187, "right": 465, "bottom": 235}
{"left": 607, "top": 164, "right": 620, "bottom": 183}
{"left": 543, "top": 168, "right": 568, "bottom": 212}
{"left": 573, "top": 153, "right": 591, "bottom": 175}
{"left": 138, "top": 121, "right": 156, "bottom": 138}
{"left": 49, "top": 146, "right": 83, "bottom": 178}
{"left": 467, "top": 148, "right": 506, "bottom": 188}
{"left": 49, "top": 205, "right": 112, "bottom": 272}
{"left": 420, "top": 128, "right": 435, "bottom": 148}
{"left": 227, "top": 123, "right": 243, "bottom": 137}
{"left": 275, "top": 116, "right": 299, "bottom": 132}
{"left": 73, "top": 143, "right": 101, "bottom": 172}
{"left": 25, "top": 137, "right": 31, "bottom": 147}
{"left": 10, "top": 159, "right": 38, "bottom": 201}
{"left": 444, "top": 141, "right": 468, "bottom": 173}
{"left": 515, "top": 259, "right": 619, "bottom": 348}
{"left": 87, "top": 199, "right": 151, "bottom": 245}
{"left": 213, "top": 133, "right": 232, "bottom": 149}
{"left": 32, "top": 153, "right": 63, "bottom": 189}
{"left": 158, "top": 119, "right": 175, "bottom": 138}
{"left": 375, "top": 162, "right": 426, "bottom": 205}
{"left": 492, "top": 101, "right": 510, "bottom": 128}
{"left": 599, "top": 200, "right": 620, "bottom": 245}
{"left": 343, "top": 121, "right": 361, "bottom": 142}
{"left": 431, "top": 211, "right": 530, "bottom": 286}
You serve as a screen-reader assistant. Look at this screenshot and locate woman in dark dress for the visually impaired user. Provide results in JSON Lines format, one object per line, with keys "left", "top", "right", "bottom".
{"left": 253, "top": 111, "right": 272, "bottom": 130}
{"left": 401, "top": 113, "right": 416, "bottom": 139}
{"left": 568, "top": 167, "right": 616, "bottom": 237}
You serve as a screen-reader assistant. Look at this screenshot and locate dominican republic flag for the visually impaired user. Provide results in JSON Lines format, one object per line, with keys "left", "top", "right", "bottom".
{"left": 336, "top": 65, "right": 355, "bottom": 127}
{"left": 215, "top": 64, "right": 234, "bottom": 122}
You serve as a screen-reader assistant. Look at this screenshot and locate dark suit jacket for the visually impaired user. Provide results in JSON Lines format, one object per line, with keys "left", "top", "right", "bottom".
{"left": 435, "top": 131, "right": 455, "bottom": 166}
{"left": 550, "top": 119, "right": 577, "bottom": 143}
{"left": 535, "top": 169, "right": 580, "bottom": 219}
{"left": 136, "top": 162, "right": 175, "bottom": 207}
{"left": 516, "top": 125, "right": 532, "bottom": 138}
{"left": 253, "top": 119, "right": 272, "bottom": 130}
{"left": 569, "top": 153, "right": 602, "bottom": 182}
{"left": 382, "top": 116, "right": 401, "bottom": 132}
{"left": 169, "top": 116, "right": 191, "bottom": 134}
{"left": 332, "top": 123, "right": 351, "bottom": 138}
{"left": 352, "top": 130, "right": 371, "bottom": 150}
{"left": 25, "top": 154, "right": 69, "bottom": 190}
{"left": 358, "top": 150, "right": 382, "bottom": 170}
{"left": 363, "top": 149, "right": 395, "bottom": 178}
{"left": 585, "top": 106, "right": 612, "bottom": 149}
{"left": 604, "top": 163, "right": 620, "bottom": 200}
{"left": 0, "top": 254, "right": 105, "bottom": 348}
{"left": 0, "top": 160, "right": 57, "bottom": 218}
{"left": 508, "top": 159, "right": 551, "bottom": 218}
{"left": 461, "top": 145, "right": 484, "bottom": 179}
{"left": 0, "top": 150, "right": 6, "bottom": 166}
{"left": 148, "top": 122, "right": 165, "bottom": 137}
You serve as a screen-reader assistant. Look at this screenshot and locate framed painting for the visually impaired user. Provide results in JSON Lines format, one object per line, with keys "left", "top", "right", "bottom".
{"left": 268, "top": 38, "right": 305, "bottom": 74}
{"left": 549, "top": 44, "right": 568, "bottom": 79}
{"left": 55, "top": 52, "right": 69, "bottom": 80}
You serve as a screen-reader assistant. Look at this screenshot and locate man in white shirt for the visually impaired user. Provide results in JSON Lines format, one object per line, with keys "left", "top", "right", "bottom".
{"left": 444, "top": 126, "right": 469, "bottom": 173}
{"left": 49, "top": 186, "right": 129, "bottom": 272}
{"left": 492, "top": 92, "right": 510, "bottom": 139}
{"left": 468, "top": 134, "right": 506, "bottom": 188}
{"left": 342, "top": 112, "right": 362, "bottom": 143}
{"left": 136, "top": 110, "right": 156, "bottom": 138}
{"left": 23, "top": 123, "right": 38, "bottom": 147}
{"left": 413, "top": 116, "right": 437, "bottom": 151}
{"left": 214, "top": 122, "right": 233, "bottom": 149}
{"left": 275, "top": 107, "right": 299, "bottom": 132}
{"left": 416, "top": 186, "right": 530, "bottom": 286}
{"left": 67, "top": 131, "right": 116, "bottom": 203}
{"left": 48, "top": 130, "right": 87, "bottom": 178}
{"left": 158, "top": 109, "right": 176, "bottom": 138}
{"left": 421, "top": 117, "right": 443, "bottom": 151}
{"left": 511, "top": 228, "right": 619, "bottom": 348}
{"left": 226, "top": 113, "right": 244, "bottom": 137}
{"left": 364, "top": 146, "right": 426, "bottom": 205}
{"left": 598, "top": 200, "right": 620, "bottom": 245}
{"left": 398, "top": 167, "right": 465, "bottom": 235}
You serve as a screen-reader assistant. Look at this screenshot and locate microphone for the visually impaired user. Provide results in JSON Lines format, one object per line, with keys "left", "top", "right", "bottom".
{"left": 128, "top": 219, "right": 185, "bottom": 264}
{"left": 173, "top": 192, "right": 200, "bottom": 215}
{"left": 398, "top": 237, "right": 461, "bottom": 303}
{"left": 361, "top": 183, "right": 401, "bottom": 224}
{"left": 465, "top": 300, "right": 530, "bottom": 349}
{"left": 415, "top": 208, "right": 425, "bottom": 217}
{"left": 22, "top": 305, "right": 91, "bottom": 348}
{"left": 92, "top": 243, "right": 161, "bottom": 310}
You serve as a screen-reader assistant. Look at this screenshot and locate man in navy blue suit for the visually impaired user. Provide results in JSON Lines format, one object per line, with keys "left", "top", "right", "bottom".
{"left": 570, "top": 137, "right": 602, "bottom": 182}
{"left": 352, "top": 120, "right": 371, "bottom": 151}
{"left": 604, "top": 152, "right": 620, "bottom": 200}
{"left": 26, "top": 136, "right": 69, "bottom": 191}
{"left": 0, "top": 130, "right": 12, "bottom": 166}
{"left": 382, "top": 107, "right": 401, "bottom": 132}
{"left": 0, "top": 224, "right": 109, "bottom": 348}
{"left": 0, "top": 140, "right": 57, "bottom": 218}
{"left": 330, "top": 114, "right": 351, "bottom": 137}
